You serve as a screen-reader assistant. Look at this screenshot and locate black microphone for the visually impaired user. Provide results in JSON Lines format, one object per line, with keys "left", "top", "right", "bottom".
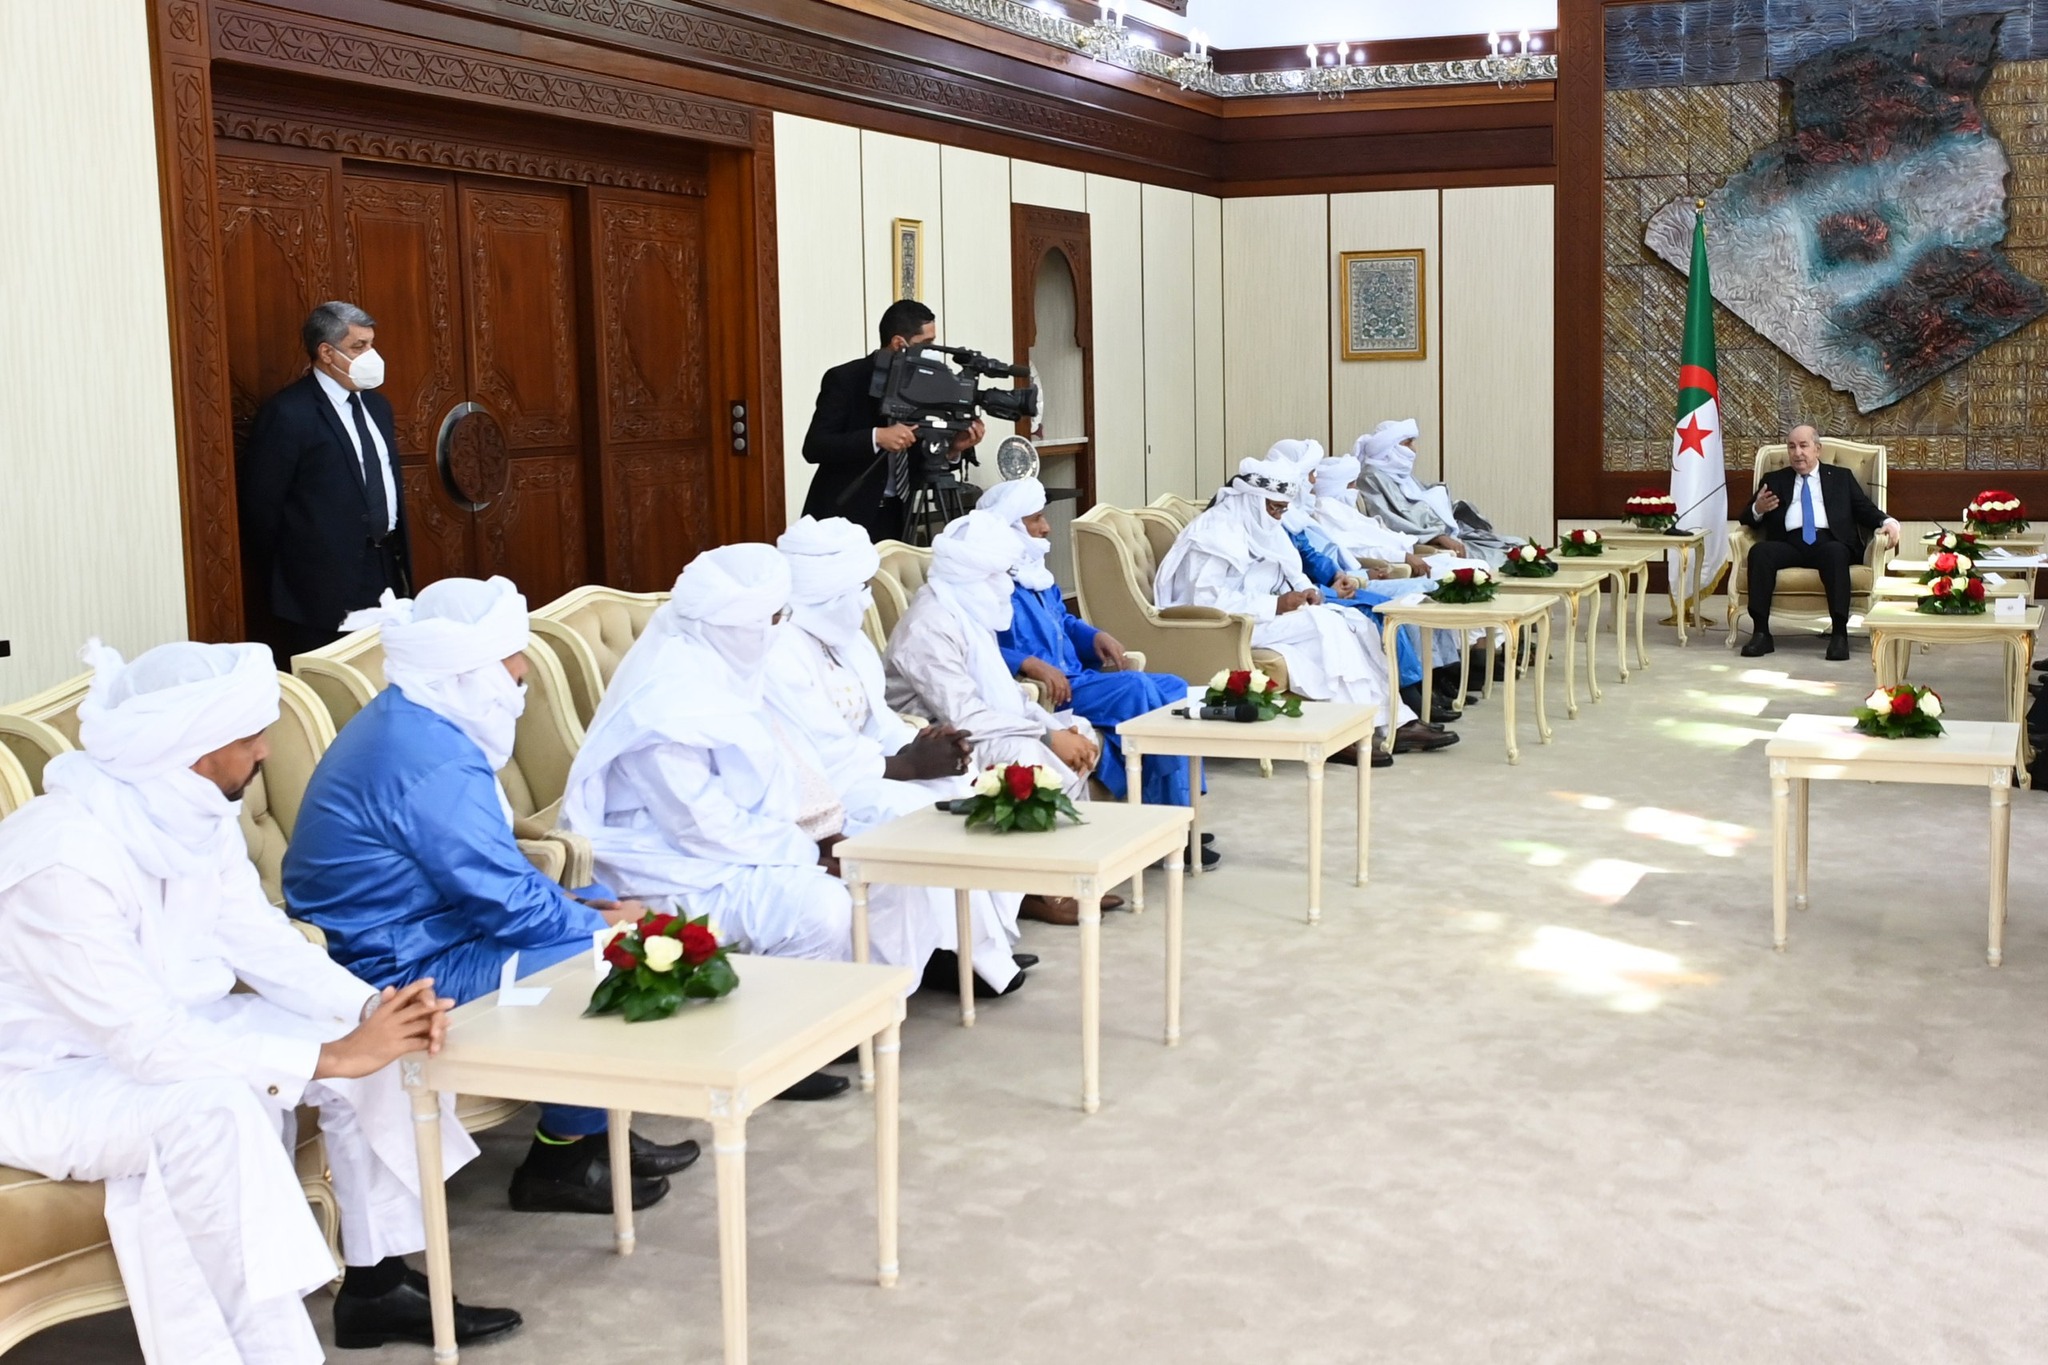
{"left": 1662, "top": 478, "right": 1728, "bottom": 534}
{"left": 1173, "top": 703, "right": 1259, "bottom": 722}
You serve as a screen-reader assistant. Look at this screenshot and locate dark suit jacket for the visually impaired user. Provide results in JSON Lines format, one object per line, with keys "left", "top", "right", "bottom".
{"left": 1738, "top": 461, "right": 1889, "bottom": 558}
{"left": 800, "top": 354, "right": 898, "bottom": 543}
{"left": 238, "top": 372, "right": 412, "bottom": 632}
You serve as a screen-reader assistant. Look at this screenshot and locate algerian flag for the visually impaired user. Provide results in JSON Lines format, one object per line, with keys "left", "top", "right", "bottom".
{"left": 1669, "top": 204, "right": 1728, "bottom": 609}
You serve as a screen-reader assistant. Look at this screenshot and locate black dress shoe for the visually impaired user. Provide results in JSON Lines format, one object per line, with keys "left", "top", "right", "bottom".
{"left": 1200, "top": 844, "right": 1221, "bottom": 870}
{"left": 1371, "top": 747, "right": 1393, "bottom": 768}
{"left": 1013, "top": 952, "right": 1040, "bottom": 969}
{"left": 776, "top": 1070, "right": 852, "bottom": 1102}
{"left": 1825, "top": 630, "right": 1850, "bottom": 661}
{"left": 1200, "top": 832, "right": 1215, "bottom": 846}
{"left": 508, "top": 1158, "right": 669, "bottom": 1215}
{"left": 334, "top": 1273, "right": 523, "bottom": 1350}
{"left": 1392, "top": 721, "right": 1460, "bottom": 753}
{"left": 920, "top": 948, "right": 1024, "bottom": 998}
{"left": 593, "top": 1131, "right": 699, "bottom": 1178}
{"left": 1740, "top": 630, "right": 1776, "bottom": 657}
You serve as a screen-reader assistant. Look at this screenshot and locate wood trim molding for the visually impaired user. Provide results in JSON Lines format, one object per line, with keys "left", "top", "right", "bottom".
{"left": 1012, "top": 205, "right": 1097, "bottom": 508}
{"left": 1552, "top": 0, "right": 1604, "bottom": 518}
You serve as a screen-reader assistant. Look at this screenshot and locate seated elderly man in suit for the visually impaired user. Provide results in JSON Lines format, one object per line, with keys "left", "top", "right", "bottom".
{"left": 1739, "top": 423, "right": 1900, "bottom": 661}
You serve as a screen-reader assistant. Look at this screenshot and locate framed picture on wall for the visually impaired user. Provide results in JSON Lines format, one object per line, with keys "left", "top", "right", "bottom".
{"left": 892, "top": 217, "right": 924, "bottom": 302}
{"left": 1340, "top": 249, "right": 1427, "bottom": 362}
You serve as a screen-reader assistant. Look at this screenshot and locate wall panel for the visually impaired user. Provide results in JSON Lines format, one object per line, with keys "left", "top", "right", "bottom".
{"left": 860, "top": 131, "right": 944, "bottom": 323}
{"left": 1087, "top": 174, "right": 1148, "bottom": 508}
{"left": 1444, "top": 184, "right": 1555, "bottom": 541}
{"left": 1011, "top": 159, "right": 1088, "bottom": 213}
{"left": 938, "top": 145, "right": 1015, "bottom": 367}
{"left": 774, "top": 113, "right": 868, "bottom": 523}
{"left": 1329, "top": 189, "right": 1443, "bottom": 482}
{"left": 1141, "top": 183, "right": 1197, "bottom": 501}
{"left": 1193, "top": 193, "right": 1226, "bottom": 494}
{"left": 1222, "top": 195, "right": 1330, "bottom": 460}
{"left": 0, "top": 3, "right": 185, "bottom": 694}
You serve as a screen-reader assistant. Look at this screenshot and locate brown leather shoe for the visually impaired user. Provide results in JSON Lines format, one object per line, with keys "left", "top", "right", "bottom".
{"left": 1392, "top": 720, "right": 1460, "bottom": 754}
{"left": 1020, "top": 894, "right": 1080, "bottom": 925}
{"left": 1099, "top": 893, "right": 1126, "bottom": 912}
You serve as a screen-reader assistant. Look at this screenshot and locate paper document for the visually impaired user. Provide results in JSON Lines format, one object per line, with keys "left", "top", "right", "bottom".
{"left": 496, "top": 952, "right": 550, "bottom": 1006}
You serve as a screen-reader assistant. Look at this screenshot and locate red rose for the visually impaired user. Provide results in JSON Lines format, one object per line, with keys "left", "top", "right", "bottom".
{"left": 1931, "top": 576, "right": 1953, "bottom": 596}
{"left": 603, "top": 940, "right": 639, "bottom": 971}
{"left": 1889, "top": 691, "right": 1916, "bottom": 717}
{"left": 1004, "top": 764, "right": 1037, "bottom": 800}
{"left": 1934, "top": 553, "right": 1957, "bottom": 573}
{"left": 1225, "top": 668, "right": 1251, "bottom": 694}
{"left": 1967, "top": 577, "right": 1987, "bottom": 601}
{"left": 1453, "top": 568, "right": 1476, "bottom": 584}
{"left": 679, "top": 922, "right": 718, "bottom": 966}
{"left": 1262, "top": 678, "right": 1281, "bottom": 694}
{"left": 641, "top": 912, "right": 677, "bottom": 939}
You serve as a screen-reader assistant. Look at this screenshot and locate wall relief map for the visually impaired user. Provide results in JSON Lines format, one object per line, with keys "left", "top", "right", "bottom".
{"left": 1644, "top": 16, "right": 2047, "bottom": 414}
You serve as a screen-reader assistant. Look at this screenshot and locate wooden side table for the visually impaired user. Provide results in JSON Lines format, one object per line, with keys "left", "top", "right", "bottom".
{"left": 1114, "top": 699, "right": 1377, "bottom": 924}
{"left": 1765, "top": 714, "right": 2020, "bottom": 963}
{"left": 1870, "top": 575, "right": 2029, "bottom": 603}
{"left": 1494, "top": 569, "right": 1607, "bottom": 717}
{"left": 1581, "top": 545, "right": 1658, "bottom": 669}
{"left": 1371, "top": 595, "right": 1556, "bottom": 763}
{"left": 406, "top": 953, "right": 913, "bottom": 1365}
{"left": 835, "top": 802, "right": 1192, "bottom": 1113}
{"left": 1597, "top": 527, "right": 1710, "bottom": 647}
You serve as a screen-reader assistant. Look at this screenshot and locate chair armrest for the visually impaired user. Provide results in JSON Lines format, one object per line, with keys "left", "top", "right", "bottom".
{"left": 517, "top": 837, "right": 566, "bottom": 884}
{"left": 897, "top": 711, "right": 929, "bottom": 730}
{"left": 1018, "top": 680, "right": 1045, "bottom": 706}
{"left": 1156, "top": 605, "right": 1235, "bottom": 623}
{"left": 1122, "top": 649, "right": 1147, "bottom": 672}
{"left": 538, "top": 830, "right": 595, "bottom": 890}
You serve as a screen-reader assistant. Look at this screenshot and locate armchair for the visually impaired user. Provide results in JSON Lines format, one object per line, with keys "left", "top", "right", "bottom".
{"left": 1725, "top": 438, "right": 1889, "bottom": 649}
{"left": 0, "top": 671, "right": 88, "bottom": 796}
{"left": 529, "top": 585, "right": 668, "bottom": 726}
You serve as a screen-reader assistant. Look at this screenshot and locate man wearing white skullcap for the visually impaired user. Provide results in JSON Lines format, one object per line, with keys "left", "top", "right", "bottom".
{"left": 563, "top": 544, "right": 948, "bottom": 1091}
{"left": 0, "top": 640, "right": 520, "bottom": 1359}
{"left": 1156, "top": 457, "right": 1455, "bottom": 762}
{"left": 768, "top": 516, "right": 1028, "bottom": 996}
{"left": 886, "top": 509, "right": 1113, "bottom": 924}
{"left": 1353, "top": 419, "right": 1524, "bottom": 568}
{"left": 288, "top": 576, "right": 695, "bottom": 1214}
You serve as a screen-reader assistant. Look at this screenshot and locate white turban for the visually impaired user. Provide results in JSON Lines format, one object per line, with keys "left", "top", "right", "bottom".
{"left": 1264, "top": 442, "right": 1324, "bottom": 531}
{"left": 1312, "top": 453, "right": 1362, "bottom": 501}
{"left": 345, "top": 577, "right": 530, "bottom": 772}
{"left": 926, "top": 510, "right": 1028, "bottom": 716}
{"left": 975, "top": 477, "right": 1054, "bottom": 591}
{"left": 1164, "top": 457, "right": 1302, "bottom": 578}
{"left": 778, "top": 516, "right": 878, "bottom": 651}
{"left": 1358, "top": 419, "right": 1421, "bottom": 477}
{"left": 660, "top": 543, "right": 792, "bottom": 696}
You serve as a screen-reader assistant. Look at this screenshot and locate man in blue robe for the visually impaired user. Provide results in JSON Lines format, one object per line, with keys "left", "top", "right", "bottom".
{"left": 284, "top": 577, "right": 701, "bottom": 1218}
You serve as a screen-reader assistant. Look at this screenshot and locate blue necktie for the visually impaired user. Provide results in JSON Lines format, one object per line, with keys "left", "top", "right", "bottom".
{"left": 1798, "top": 475, "right": 1816, "bottom": 545}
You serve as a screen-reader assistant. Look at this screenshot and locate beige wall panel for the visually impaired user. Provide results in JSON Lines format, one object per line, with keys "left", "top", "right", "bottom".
{"left": 1010, "top": 159, "right": 1088, "bottom": 213}
{"left": 774, "top": 114, "right": 870, "bottom": 526}
{"left": 1329, "top": 190, "right": 1442, "bottom": 482}
{"left": 1193, "top": 194, "right": 1226, "bottom": 495}
{"left": 1086, "top": 175, "right": 1148, "bottom": 509}
{"left": 1443, "top": 184, "right": 1555, "bottom": 542}
{"left": 1223, "top": 195, "right": 1330, "bottom": 463}
{"left": 1141, "top": 183, "right": 1197, "bottom": 502}
{"left": 0, "top": 3, "right": 186, "bottom": 694}
{"left": 938, "top": 145, "right": 1014, "bottom": 364}
{"left": 860, "top": 130, "right": 944, "bottom": 325}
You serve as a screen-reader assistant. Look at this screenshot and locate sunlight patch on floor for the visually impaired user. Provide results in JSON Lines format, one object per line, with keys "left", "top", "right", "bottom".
{"left": 1502, "top": 839, "right": 1569, "bottom": 868}
{"left": 1652, "top": 717, "right": 1782, "bottom": 748}
{"left": 1736, "top": 668, "right": 1841, "bottom": 698}
{"left": 1569, "top": 857, "right": 1659, "bottom": 904}
{"left": 1621, "top": 806, "right": 1753, "bottom": 857}
{"left": 1513, "top": 925, "right": 1716, "bottom": 1012}
{"left": 1683, "top": 688, "right": 1773, "bottom": 717}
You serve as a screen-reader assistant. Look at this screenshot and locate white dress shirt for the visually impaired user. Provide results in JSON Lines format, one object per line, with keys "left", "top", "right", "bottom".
{"left": 1779, "top": 469, "right": 1830, "bottom": 532}
{"left": 313, "top": 367, "right": 399, "bottom": 534}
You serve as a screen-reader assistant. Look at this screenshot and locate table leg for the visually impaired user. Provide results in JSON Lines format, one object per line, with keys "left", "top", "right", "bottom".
{"left": 1079, "top": 877, "right": 1103, "bottom": 1113}
{"left": 1793, "top": 777, "right": 1809, "bottom": 912}
{"left": 1634, "top": 565, "right": 1651, "bottom": 669}
{"left": 1502, "top": 622, "right": 1521, "bottom": 765}
{"left": 1585, "top": 586, "right": 1604, "bottom": 703}
{"left": 1871, "top": 629, "right": 1893, "bottom": 688}
{"left": 954, "top": 889, "right": 976, "bottom": 1027}
{"left": 1688, "top": 543, "right": 1703, "bottom": 646}
{"left": 1125, "top": 746, "right": 1146, "bottom": 914}
{"left": 713, "top": 1117, "right": 749, "bottom": 1365}
{"left": 1380, "top": 617, "right": 1401, "bottom": 755}
{"left": 607, "top": 1110, "right": 635, "bottom": 1255}
{"left": 1305, "top": 757, "right": 1325, "bottom": 926}
{"left": 850, "top": 881, "right": 875, "bottom": 1092}
{"left": 405, "top": 1070, "right": 458, "bottom": 1365}
{"left": 1612, "top": 570, "right": 1632, "bottom": 683}
{"left": 1456, "top": 625, "right": 1473, "bottom": 708}
{"left": 1563, "top": 595, "right": 1580, "bottom": 720}
{"left": 1188, "top": 758, "right": 1204, "bottom": 875}
{"left": 1990, "top": 772, "right": 2012, "bottom": 967}
{"left": 1534, "top": 612, "right": 1553, "bottom": 744}
{"left": 1481, "top": 627, "right": 1498, "bottom": 702}
{"left": 874, "top": 1021, "right": 901, "bottom": 1286}
{"left": 1676, "top": 545, "right": 1693, "bottom": 647}
{"left": 1771, "top": 766, "right": 1790, "bottom": 951}
{"left": 1165, "top": 845, "right": 1184, "bottom": 1045}
{"left": 1355, "top": 726, "right": 1371, "bottom": 888}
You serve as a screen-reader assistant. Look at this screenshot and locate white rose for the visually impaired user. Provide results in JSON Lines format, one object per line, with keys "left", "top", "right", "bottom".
{"left": 1248, "top": 668, "right": 1271, "bottom": 692}
{"left": 1033, "top": 765, "right": 1061, "bottom": 790}
{"left": 643, "top": 934, "right": 683, "bottom": 973}
{"left": 1516, "top": 545, "right": 1536, "bottom": 561}
{"left": 1919, "top": 691, "right": 1943, "bottom": 718}
{"left": 1208, "top": 669, "right": 1230, "bottom": 690}
{"left": 1471, "top": 567, "right": 1492, "bottom": 584}
{"left": 1585, "top": 530, "right": 1601, "bottom": 544}
{"left": 1955, "top": 555, "right": 1973, "bottom": 573}
{"left": 2009, "top": 500, "right": 2025, "bottom": 512}
{"left": 975, "top": 767, "right": 1003, "bottom": 797}
{"left": 1864, "top": 688, "right": 1889, "bottom": 711}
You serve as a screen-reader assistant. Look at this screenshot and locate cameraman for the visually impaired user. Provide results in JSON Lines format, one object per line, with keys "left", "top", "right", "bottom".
{"left": 801, "top": 299, "right": 983, "bottom": 543}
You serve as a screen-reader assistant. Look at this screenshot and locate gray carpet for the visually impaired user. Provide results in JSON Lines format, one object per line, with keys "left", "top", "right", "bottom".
{"left": 19, "top": 613, "right": 2048, "bottom": 1364}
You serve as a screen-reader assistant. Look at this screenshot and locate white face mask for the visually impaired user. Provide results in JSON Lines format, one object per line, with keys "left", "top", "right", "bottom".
{"left": 337, "top": 346, "right": 386, "bottom": 390}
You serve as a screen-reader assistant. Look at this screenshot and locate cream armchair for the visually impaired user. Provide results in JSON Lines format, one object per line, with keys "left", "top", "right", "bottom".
{"left": 530, "top": 585, "right": 668, "bottom": 727}
{"left": 1726, "top": 438, "right": 1890, "bottom": 648}
{"left": 1146, "top": 492, "right": 1206, "bottom": 529}
{"left": 0, "top": 671, "right": 88, "bottom": 796}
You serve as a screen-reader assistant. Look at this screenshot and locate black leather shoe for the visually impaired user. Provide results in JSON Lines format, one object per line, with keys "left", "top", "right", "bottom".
{"left": 1371, "top": 748, "right": 1393, "bottom": 768}
{"left": 334, "top": 1273, "right": 522, "bottom": 1350}
{"left": 776, "top": 1070, "right": 852, "bottom": 1102}
{"left": 1013, "top": 953, "right": 1040, "bottom": 969}
{"left": 1825, "top": 630, "right": 1850, "bottom": 661}
{"left": 921, "top": 948, "right": 1025, "bottom": 998}
{"left": 508, "top": 1158, "right": 668, "bottom": 1215}
{"left": 585, "top": 1131, "right": 699, "bottom": 1179}
{"left": 1200, "top": 845, "right": 1221, "bottom": 870}
{"left": 1740, "top": 631, "right": 1776, "bottom": 657}
{"left": 1392, "top": 721, "right": 1460, "bottom": 753}
{"left": 1200, "top": 832, "right": 1215, "bottom": 846}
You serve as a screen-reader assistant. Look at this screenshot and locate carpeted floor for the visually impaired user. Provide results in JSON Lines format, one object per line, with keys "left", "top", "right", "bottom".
{"left": 19, "top": 610, "right": 2048, "bottom": 1364}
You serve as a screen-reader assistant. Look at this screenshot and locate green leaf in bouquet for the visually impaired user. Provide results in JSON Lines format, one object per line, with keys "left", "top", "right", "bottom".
{"left": 620, "top": 981, "right": 684, "bottom": 1023}
{"left": 684, "top": 955, "right": 740, "bottom": 999}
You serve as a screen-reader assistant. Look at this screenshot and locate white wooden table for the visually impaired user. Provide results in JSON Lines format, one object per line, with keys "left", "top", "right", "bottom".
{"left": 1598, "top": 527, "right": 1709, "bottom": 647}
{"left": 405, "top": 953, "right": 912, "bottom": 1365}
{"left": 1870, "top": 575, "right": 2030, "bottom": 602}
{"left": 1766, "top": 714, "right": 2020, "bottom": 964}
{"left": 1494, "top": 569, "right": 1607, "bottom": 717}
{"left": 1114, "top": 699, "right": 1376, "bottom": 925}
{"left": 1372, "top": 595, "right": 1555, "bottom": 763}
{"left": 836, "top": 802, "right": 1192, "bottom": 1113}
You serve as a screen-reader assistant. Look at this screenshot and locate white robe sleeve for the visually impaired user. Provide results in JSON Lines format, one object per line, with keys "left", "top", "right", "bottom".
{"left": 0, "top": 867, "right": 323, "bottom": 1103}
{"left": 212, "top": 850, "right": 377, "bottom": 1025}
{"left": 887, "top": 609, "right": 1056, "bottom": 746}
{"left": 1179, "top": 548, "right": 1280, "bottom": 623}
{"left": 617, "top": 744, "right": 820, "bottom": 872}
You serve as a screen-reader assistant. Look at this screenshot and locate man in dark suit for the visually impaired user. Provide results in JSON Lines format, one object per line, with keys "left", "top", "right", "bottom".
{"left": 800, "top": 299, "right": 983, "bottom": 543}
{"left": 239, "top": 301, "right": 413, "bottom": 667}
{"left": 1739, "top": 423, "right": 1900, "bottom": 661}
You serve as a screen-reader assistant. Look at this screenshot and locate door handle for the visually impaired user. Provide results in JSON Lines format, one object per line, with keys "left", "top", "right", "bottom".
{"left": 435, "top": 401, "right": 509, "bottom": 512}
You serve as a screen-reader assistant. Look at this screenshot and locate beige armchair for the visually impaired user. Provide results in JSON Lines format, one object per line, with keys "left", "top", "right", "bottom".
{"left": 1726, "top": 438, "right": 1889, "bottom": 648}
{"left": 0, "top": 747, "right": 29, "bottom": 815}
{"left": 1072, "top": 505, "right": 1289, "bottom": 688}
{"left": 529, "top": 585, "right": 668, "bottom": 727}
{"left": 0, "top": 671, "right": 88, "bottom": 796}
{"left": 870, "top": 539, "right": 931, "bottom": 648}
{"left": 1146, "top": 492, "right": 1206, "bottom": 529}
{"left": 292, "top": 627, "right": 386, "bottom": 732}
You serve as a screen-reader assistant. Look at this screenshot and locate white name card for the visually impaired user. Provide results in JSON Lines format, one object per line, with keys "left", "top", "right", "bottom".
{"left": 1995, "top": 595, "right": 2026, "bottom": 620}
{"left": 495, "top": 952, "right": 550, "bottom": 1007}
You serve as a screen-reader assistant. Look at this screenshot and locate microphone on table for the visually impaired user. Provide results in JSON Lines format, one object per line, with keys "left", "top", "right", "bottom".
{"left": 1172, "top": 703, "right": 1260, "bottom": 722}
{"left": 1663, "top": 479, "right": 1728, "bottom": 534}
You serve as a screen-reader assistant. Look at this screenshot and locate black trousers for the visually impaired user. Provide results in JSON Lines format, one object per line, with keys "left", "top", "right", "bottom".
{"left": 1747, "top": 531, "right": 1855, "bottom": 631}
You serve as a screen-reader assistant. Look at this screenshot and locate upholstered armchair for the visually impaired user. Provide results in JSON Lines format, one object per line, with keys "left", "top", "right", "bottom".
{"left": 1146, "top": 492, "right": 1206, "bottom": 528}
{"left": 1725, "top": 438, "right": 1889, "bottom": 648}
{"left": 529, "top": 586, "right": 668, "bottom": 727}
{"left": 0, "top": 671, "right": 88, "bottom": 796}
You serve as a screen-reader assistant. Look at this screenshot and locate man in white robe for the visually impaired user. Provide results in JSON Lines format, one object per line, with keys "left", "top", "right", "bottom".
{"left": 1155, "top": 456, "right": 1454, "bottom": 764}
{"left": 769, "top": 516, "right": 1026, "bottom": 995}
{"left": 0, "top": 641, "right": 517, "bottom": 1362}
{"left": 1352, "top": 419, "right": 1524, "bottom": 568}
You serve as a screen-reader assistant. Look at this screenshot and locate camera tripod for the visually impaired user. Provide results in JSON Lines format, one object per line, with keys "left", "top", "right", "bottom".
{"left": 900, "top": 436, "right": 977, "bottom": 545}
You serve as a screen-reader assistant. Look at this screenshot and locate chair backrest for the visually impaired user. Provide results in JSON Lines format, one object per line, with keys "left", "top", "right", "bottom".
{"left": 502, "top": 641, "right": 584, "bottom": 830}
{"left": 1147, "top": 493, "right": 1204, "bottom": 529}
{"left": 0, "top": 671, "right": 90, "bottom": 795}
{"left": 292, "top": 628, "right": 386, "bottom": 732}
{"left": 1753, "top": 438, "right": 1888, "bottom": 509}
{"left": 1131, "top": 508, "right": 1186, "bottom": 568}
{"left": 1072, "top": 506, "right": 1166, "bottom": 643}
{"left": 872, "top": 539, "right": 934, "bottom": 645}
{"left": 530, "top": 586, "right": 668, "bottom": 726}
{"left": 0, "top": 746, "right": 32, "bottom": 818}
{"left": 240, "top": 673, "right": 336, "bottom": 907}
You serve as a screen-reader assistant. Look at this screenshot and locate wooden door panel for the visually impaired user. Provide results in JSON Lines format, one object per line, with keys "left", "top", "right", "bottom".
{"left": 478, "top": 456, "right": 587, "bottom": 605}
{"left": 340, "top": 171, "right": 464, "bottom": 458}
{"left": 460, "top": 183, "right": 579, "bottom": 448}
{"left": 217, "top": 152, "right": 335, "bottom": 436}
{"left": 611, "top": 450, "right": 708, "bottom": 590}
{"left": 400, "top": 465, "right": 472, "bottom": 590}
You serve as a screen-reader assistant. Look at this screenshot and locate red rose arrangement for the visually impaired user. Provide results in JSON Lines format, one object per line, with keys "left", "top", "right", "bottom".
{"left": 1621, "top": 490, "right": 1678, "bottom": 530}
{"left": 1428, "top": 565, "right": 1497, "bottom": 603}
{"left": 1963, "top": 490, "right": 2028, "bottom": 538}
{"left": 1559, "top": 528, "right": 1605, "bottom": 557}
{"left": 1204, "top": 666, "right": 1303, "bottom": 721}
{"left": 1917, "top": 550, "right": 1976, "bottom": 584}
{"left": 1854, "top": 683, "right": 1944, "bottom": 739}
{"left": 1502, "top": 543, "right": 1559, "bottom": 578}
{"left": 587, "top": 909, "right": 737, "bottom": 1022}
{"left": 963, "top": 762, "right": 1084, "bottom": 833}
{"left": 1917, "top": 571, "right": 1988, "bottom": 616}
{"left": 1923, "top": 529, "right": 1980, "bottom": 555}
